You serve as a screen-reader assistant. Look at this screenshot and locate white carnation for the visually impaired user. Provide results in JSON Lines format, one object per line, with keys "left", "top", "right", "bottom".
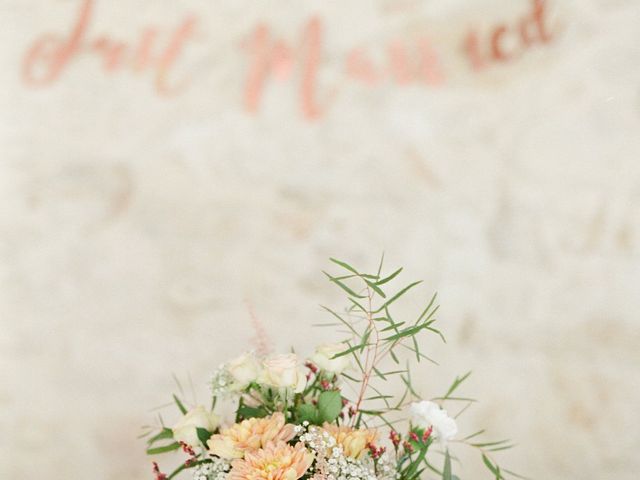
{"left": 410, "top": 400, "right": 457, "bottom": 442}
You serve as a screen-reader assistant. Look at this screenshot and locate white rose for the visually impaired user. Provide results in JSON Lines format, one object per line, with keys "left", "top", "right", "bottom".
{"left": 260, "top": 353, "right": 307, "bottom": 393}
{"left": 172, "top": 406, "right": 220, "bottom": 447}
{"left": 227, "top": 352, "right": 261, "bottom": 390}
{"left": 311, "top": 343, "right": 350, "bottom": 375}
{"left": 410, "top": 400, "right": 458, "bottom": 442}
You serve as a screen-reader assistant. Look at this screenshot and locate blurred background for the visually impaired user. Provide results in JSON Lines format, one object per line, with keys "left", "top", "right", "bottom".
{"left": 1, "top": 0, "right": 639, "bottom": 479}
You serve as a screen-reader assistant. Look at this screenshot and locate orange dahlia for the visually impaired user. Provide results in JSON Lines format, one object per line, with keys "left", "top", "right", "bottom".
{"left": 207, "top": 412, "right": 296, "bottom": 459}
{"left": 228, "top": 441, "right": 313, "bottom": 480}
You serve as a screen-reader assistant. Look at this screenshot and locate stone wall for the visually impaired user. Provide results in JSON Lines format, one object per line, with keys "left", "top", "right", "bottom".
{"left": 1, "top": 1, "right": 639, "bottom": 479}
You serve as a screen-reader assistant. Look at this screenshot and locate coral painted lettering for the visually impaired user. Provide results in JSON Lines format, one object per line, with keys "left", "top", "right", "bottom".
{"left": 21, "top": 0, "right": 555, "bottom": 118}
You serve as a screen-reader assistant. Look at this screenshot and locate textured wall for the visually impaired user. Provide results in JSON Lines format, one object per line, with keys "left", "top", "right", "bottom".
{"left": 1, "top": 1, "right": 639, "bottom": 479}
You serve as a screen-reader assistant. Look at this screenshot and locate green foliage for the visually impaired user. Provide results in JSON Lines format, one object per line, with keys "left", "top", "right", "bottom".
{"left": 196, "top": 427, "right": 212, "bottom": 446}
{"left": 320, "top": 255, "right": 443, "bottom": 431}
{"left": 294, "top": 390, "right": 343, "bottom": 425}
{"left": 320, "top": 256, "right": 523, "bottom": 480}
{"left": 317, "top": 390, "right": 343, "bottom": 423}
{"left": 296, "top": 403, "right": 320, "bottom": 424}
{"left": 146, "top": 427, "right": 173, "bottom": 445}
{"left": 145, "top": 427, "right": 177, "bottom": 456}
{"left": 237, "top": 405, "right": 269, "bottom": 420}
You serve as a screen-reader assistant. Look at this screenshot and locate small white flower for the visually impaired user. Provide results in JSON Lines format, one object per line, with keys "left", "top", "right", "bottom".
{"left": 211, "top": 364, "right": 235, "bottom": 397}
{"left": 409, "top": 400, "right": 458, "bottom": 442}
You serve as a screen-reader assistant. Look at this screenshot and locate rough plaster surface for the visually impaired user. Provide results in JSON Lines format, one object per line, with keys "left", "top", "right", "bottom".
{"left": 1, "top": 1, "right": 639, "bottom": 479}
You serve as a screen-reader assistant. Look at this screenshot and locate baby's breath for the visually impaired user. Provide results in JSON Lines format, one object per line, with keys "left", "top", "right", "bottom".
{"left": 209, "top": 365, "right": 234, "bottom": 397}
{"left": 191, "top": 457, "right": 230, "bottom": 480}
{"left": 300, "top": 426, "right": 387, "bottom": 480}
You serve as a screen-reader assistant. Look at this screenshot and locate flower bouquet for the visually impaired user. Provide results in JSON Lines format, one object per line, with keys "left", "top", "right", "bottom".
{"left": 142, "top": 258, "right": 523, "bottom": 480}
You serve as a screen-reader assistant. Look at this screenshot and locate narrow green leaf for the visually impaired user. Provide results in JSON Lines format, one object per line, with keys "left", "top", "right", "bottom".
{"left": 400, "top": 342, "right": 440, "bottom": 365}
{"left": 482, "top": 454, "right": 500, "bottom": 477}
{"left": 147, "top": 428, "right": 173, "bottom": 446}
{"left": 329, "top": 257, "right": 360, "bottom": 275}
{"left": 344, "top": 340, "right": 365, "bottom": 373}
{"left": 424, "top": 459, "right": 443, "bottom": 477}
{"left": 401, "top": 362, "right": 420, "bottom": 398}
{"left": 415, "top": 292, "right": 438, "bottom": 324}
{"left": 472, "top": 440, "right": 512, "bottom": 448}
{"left": 360, "top": 327, "right": 372, "bottom": 352}
{"left": 376, "top": 267, "right": 403, "bottom": 286}
{"left": 444, "top": 371, "right": 472, "bottom": 399}
{"left": 462, "top": 429, "right": 485, "bottom": 441}
{"left": 381, "top": 321, "right": 406, "bottom": 331}
{"left": 368, "top": 385, "right": 392, "bottom": 409}
{"left": 166, "top": 459, "right": 209, "bottom": 480}
{"left": 341, "top": 372, "right": 362, "bottom": 382}
{"left": 172, "top": 394, "right": 187, "bottom": 415}
{"left": 333, "top": 342, "right": 371, "bottom": 359}
{"left": 336, "top": 273, "right": 379, "bottom": 281}
{"left": 357, "top": 409, "right": 385, "bottom": 415}
{"left": 364, "top": 394, "right": 394, "bottom": 401}
{"left": 146, "top": 442, "right": 180, "bottom": 455}
{"left": 374, "top": 281, "right": 422, "bottom": 313}
{"left": 487, "top": 445, "right": 516, "bottom": 452}
{"left": 503, "top": 468, "right": 531, "bottom": 480}
{"left": 432, "top": 396, "right": 477, "bottom": 402}
{"left": 375, "top": 252, "right": 385, "bottom": 278}
{"left": 382, "top": 323, "right": 429, "bottom": 342}
{"left": 390, "top": 349, "right": 400, "bottom": 364}
{"left": 365, "top": 279, "right": 386, "bottom": 298}
{"left": 411, "top": 332, "right": 421, "bottom": 362}
{"left": 320, "top": 305, "right": 359, "bottom": 336}
{"left": 372, "top": 366, "right": 386, "bottom": 380}
{"left": 348, "top": 297, "right": 368, "bottom": 312}
{"left": 324, "top": 271, "right": 366, "bottom": 298}
{"left": 425, "top": 326, "right": 446, "bottom": 343}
